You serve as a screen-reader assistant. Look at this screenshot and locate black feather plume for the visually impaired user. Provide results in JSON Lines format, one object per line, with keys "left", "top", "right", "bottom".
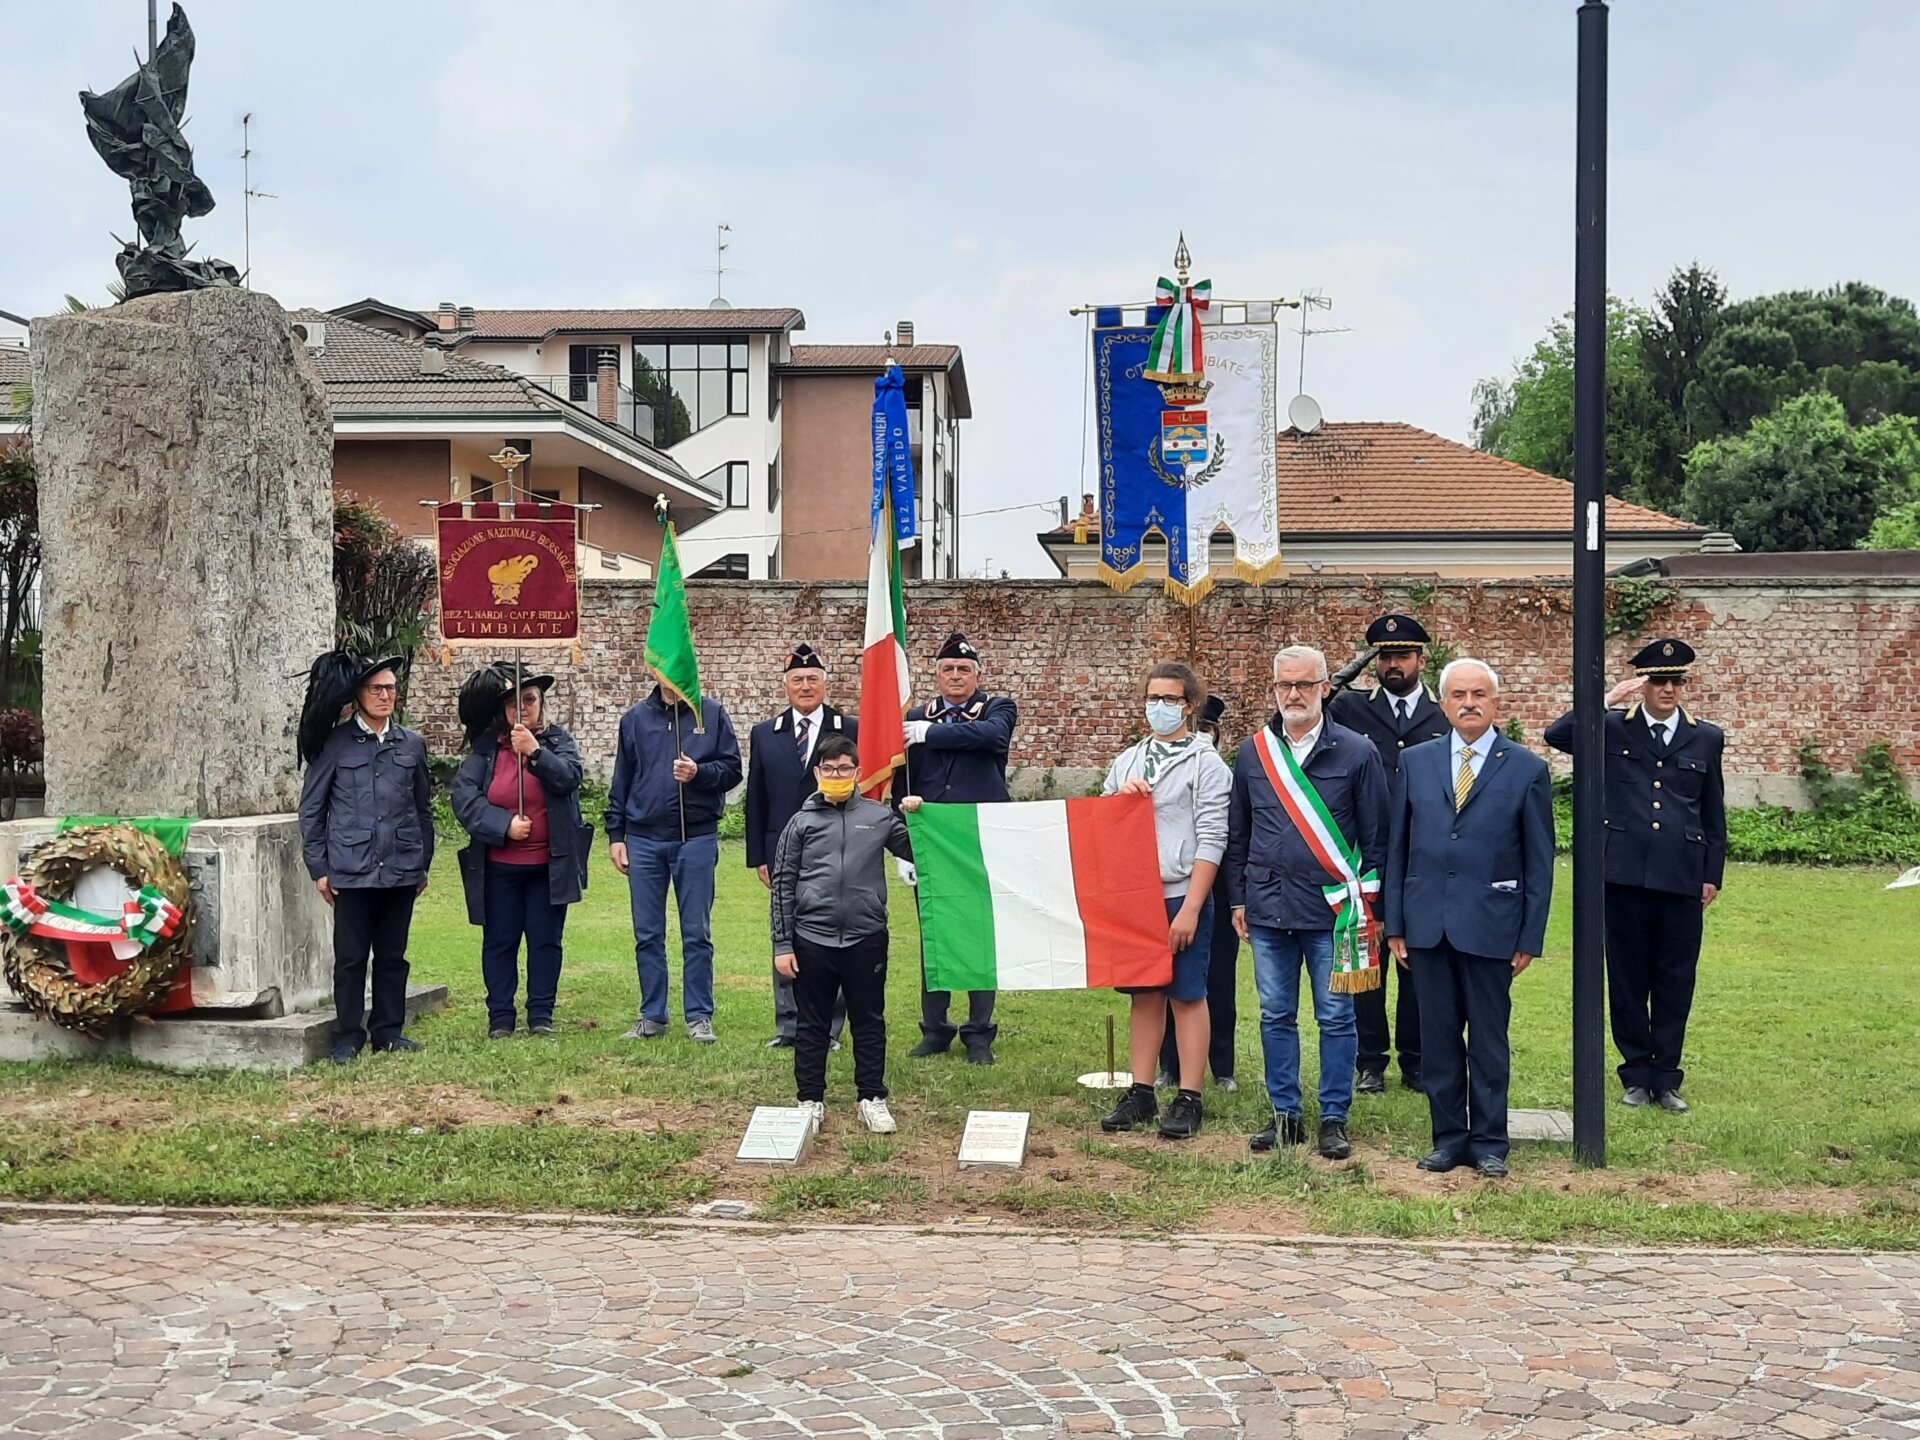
{"left": 299, "top": 651, "right": 367, "bottom": 765}
{"left": 458, "top": 664, "right": 512, "bottom": 744}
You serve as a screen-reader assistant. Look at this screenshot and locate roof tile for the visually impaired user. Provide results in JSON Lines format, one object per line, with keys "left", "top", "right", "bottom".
{"left": 452, "top": 307, "right": 805, "bottom": 341}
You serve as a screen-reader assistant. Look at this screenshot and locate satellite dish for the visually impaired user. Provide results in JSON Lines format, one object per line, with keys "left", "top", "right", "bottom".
{"left": 1288, "top": 393, "right": 1324, "bottom": 434}
{"left": 707, "top": 296, "right": 734, "bottom": 311}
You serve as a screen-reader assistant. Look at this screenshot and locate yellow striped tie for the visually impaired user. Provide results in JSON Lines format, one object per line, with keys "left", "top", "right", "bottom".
{"left": 1455, "top": 747, "right": 1476, "bottom": 810}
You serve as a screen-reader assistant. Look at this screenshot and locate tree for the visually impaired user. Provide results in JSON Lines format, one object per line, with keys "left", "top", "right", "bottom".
{"left": 1638, "top": 262, "right": 1726, "bottom": 442}
{"left": 0, "top": 447, "right": 41, "bottom": 712}
{"left": 1471, "top": 298, "right": 1687, "bottom": 510}
{"left": 332, "top": 494, "right": 438, "bottom": 709}
{"left": 1680, "top": 393, "right": 1895, "bottom": 552}
{"left": 1858, "top": 413, "right": 1920, "bottom": 549}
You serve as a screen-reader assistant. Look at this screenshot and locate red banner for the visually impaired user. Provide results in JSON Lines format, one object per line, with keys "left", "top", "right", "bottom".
{"left": 436, "top": 501, "right": 582, "bottom": 642}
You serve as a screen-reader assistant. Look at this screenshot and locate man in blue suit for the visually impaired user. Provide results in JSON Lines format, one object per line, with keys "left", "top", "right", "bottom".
{"left": 1384, "top": 658, "right": 1554, "bottom": 1178}
{"left": 746, "top": 643, "right": 856, "bottom": 1049}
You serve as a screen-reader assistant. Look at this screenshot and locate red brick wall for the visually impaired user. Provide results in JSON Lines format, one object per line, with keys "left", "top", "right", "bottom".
{"left": 409, "top": 576, "right": 1920, "bottom": 805}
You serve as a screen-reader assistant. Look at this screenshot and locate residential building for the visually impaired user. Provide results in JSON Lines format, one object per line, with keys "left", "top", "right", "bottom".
{"left": 0, "top": 311, "right": 28, "bottom": 348}
{"left": 1038, "top": 421, "right": 1720, "bottom": 579}
{"left": 331, "top": 301, "right": 971, "bottom": 580}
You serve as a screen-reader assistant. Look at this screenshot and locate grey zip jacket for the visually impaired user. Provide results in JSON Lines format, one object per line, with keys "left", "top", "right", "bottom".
{"left": 770, "top": 792, "right": 914, "bottom": 953}
{"left": 1100, "top": 734, "right": 1233, "bottom": 898}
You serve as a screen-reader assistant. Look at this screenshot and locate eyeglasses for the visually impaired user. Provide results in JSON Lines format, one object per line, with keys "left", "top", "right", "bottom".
{"left": 1273, "top": 680, "right": 1323, "bottom": 695}
{"left": 816, "top": 765, "right": 859, "bottom": 778}
{"left": 363, "top": 684, "right": 399, "bottom": 696}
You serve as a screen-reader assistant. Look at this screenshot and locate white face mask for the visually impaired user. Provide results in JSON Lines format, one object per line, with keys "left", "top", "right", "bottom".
{"left": 1145, "top": 699, "right": 1187, "bottom": 736}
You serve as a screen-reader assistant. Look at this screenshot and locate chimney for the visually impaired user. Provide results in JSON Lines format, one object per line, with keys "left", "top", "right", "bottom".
{"left": 896, "top": 319, "right": 914, "bottom": 347}
{"left": 596, "top": 354, "right": 619, "bottom": 424}
{"left": 456, "top": 305, "right": 476, "bottom": 330}
{"left": 437, "top": 301, "right": 456, "bottom": 331}
{"left": 419, "top": 339, "right": 447, "bottom": 375}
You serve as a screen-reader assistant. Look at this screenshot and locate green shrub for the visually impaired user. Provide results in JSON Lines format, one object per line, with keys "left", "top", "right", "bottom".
{"left": 428, "top": 754, "right": 612, "bottom": 842}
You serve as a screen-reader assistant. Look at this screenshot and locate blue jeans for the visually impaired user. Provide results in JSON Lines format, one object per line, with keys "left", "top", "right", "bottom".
{"left": 481, "top": 861, "right": 567, "bottom": 1030}
{"left": 625, "top": 831, "right": 718, "bottom": 1024}
{"left": 1249, "top": 925, "right": 1357, "bottom": 1122}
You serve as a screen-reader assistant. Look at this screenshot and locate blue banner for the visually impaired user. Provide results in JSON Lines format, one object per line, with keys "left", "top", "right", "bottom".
{"left": 1094, "top": 325, "right": 1191, "bottom": 589}
{"left": 871, "top": 363, "right": 917, "bottom": 543}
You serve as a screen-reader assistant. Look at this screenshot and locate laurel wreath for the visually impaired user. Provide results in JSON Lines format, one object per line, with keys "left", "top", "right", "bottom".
{"left": 0, "top": 824, "right": 196, "bottom": 1034}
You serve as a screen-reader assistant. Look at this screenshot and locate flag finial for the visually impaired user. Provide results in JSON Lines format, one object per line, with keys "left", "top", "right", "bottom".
{"left": 654, "top": 493, "right": 669, "bottom": 524}
{"left": 1174, "top": 232, "right": 1191, "bottom": 285}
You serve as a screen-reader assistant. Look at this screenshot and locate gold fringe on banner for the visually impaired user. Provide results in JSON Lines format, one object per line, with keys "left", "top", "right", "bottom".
{"left": 1163, "top": 572, "right": 1214, "bottom": 607}
{"left": 1329, "top": 966, "right": 1382, "bottom": 995}
{"left": 1232, "top": 550, "right": 1288, "bottom": 586}
{"left": 1097, "top": 559, "right": 1150, "bottom": 595}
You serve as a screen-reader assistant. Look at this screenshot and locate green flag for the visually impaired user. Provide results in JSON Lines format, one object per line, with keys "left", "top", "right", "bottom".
{"left": 645, "top": 520, "right": 705, "bottom": 732}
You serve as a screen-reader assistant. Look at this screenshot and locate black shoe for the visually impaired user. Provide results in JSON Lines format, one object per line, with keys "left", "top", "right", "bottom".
{"left": 528, "top": 1022, "right": 554, "bottom": 1037}
{"left": 1475, "top": 1155, "right": 1510, "bottom": 1179}
{"left": 1653, "top": 1089, "right": 1690, "bottom": 1113}
{"left": 1158, "top": 1090, "right": 1204, "bottom": 1140}
{"left": 765, "top": 1035, "right": 796, "bottom": 1049}
{"left": 1100, "top": 1084, "right": 1159, "bottom": 1133}
{"left": 487, "top": 1026, "right": 513, "bottom": 1041}
{"left": 1620, "top": 1085, "right": 1652, "bottom": 1107}
{"left": 909, "top": 1036, "right": 951, "bottom": 1058}
{"left": 1401, "top": 1068, "right": 1424, "bottom": 1094}
{"left": 1355, "top": 1068, "right": 1386, "bottom": 1095}
{"left": 964, "top": 1037, "right": 996, "bottom": 1066}
{"left": 1317, "top": 1119, "right": 1352, "bottom": 1160}
{"left": 374, "top": 1035, "right": 424, "bottom": 1054}
{"left": 1417, "top": 1149, "right": 1466, "bottom": 1172}
{"left": 1251, "top": 1112, "right": 1306, "bottom": 1152}
{"left": 328, "top": 1042, "right": 359, "bottom": 1065}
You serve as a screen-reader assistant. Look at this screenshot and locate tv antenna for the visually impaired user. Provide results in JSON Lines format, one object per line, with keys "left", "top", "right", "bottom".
{"left": 240, "top": 113, "right": 277, "bottom": 287}
{"left": 712, "top": 223, "right": 733, "bottom": 305}
{"left": 1295, "top": 288, "right": 1352, "bottom": 395}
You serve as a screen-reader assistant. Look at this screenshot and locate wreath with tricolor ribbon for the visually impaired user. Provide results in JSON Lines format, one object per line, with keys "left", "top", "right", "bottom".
{"left": 0, "top": 824, "right": 194, "bottom": 1033}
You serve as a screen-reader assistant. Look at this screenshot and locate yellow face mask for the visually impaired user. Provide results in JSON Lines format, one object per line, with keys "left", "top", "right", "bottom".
{"left": 818, "top": 775, "right": 858, "bottom": 803}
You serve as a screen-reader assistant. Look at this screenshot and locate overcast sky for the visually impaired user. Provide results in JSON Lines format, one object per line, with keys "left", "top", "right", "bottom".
{"left": 7, "top": 2, "right": 1917, "bottom": 575}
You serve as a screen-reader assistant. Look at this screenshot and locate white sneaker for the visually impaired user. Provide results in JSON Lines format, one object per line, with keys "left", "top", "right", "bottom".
{"left": 858, "top": 1097, "right": 897, "bottom": 1134}
{"left": 799, "top": 1100, "right": 826, "bottom": 1133}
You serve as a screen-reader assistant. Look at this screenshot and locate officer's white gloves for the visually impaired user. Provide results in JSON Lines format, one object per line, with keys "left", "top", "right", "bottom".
{"left": 903, "top": 720, "right": 931, "bottom": 745}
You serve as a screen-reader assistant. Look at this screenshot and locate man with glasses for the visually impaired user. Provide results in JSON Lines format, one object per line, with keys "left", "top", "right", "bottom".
{"left": 1546, "top": 638, "right": 1726, "bottom": 1113}
{"left": 1225, "top": 645, "right": 1389, "bottom": 1161}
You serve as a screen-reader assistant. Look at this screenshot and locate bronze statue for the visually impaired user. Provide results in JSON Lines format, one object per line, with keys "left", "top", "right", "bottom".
{"left": 79, "top": 3, "right": 239, "bottom": 299}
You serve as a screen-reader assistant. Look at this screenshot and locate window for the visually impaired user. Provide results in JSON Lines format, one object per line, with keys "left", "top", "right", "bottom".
{"left": 468, "top": 474, "right": 494, "bottom": 501}
{"left": 769, "top": 543, "right": 781, "bottom": 579}
{"left": 694, "top": 552, "right": 749, "bottom": 579}
{"left": 767, "top": 456, "right": 782, "bottom": 512}
{"left": 631, "top": 335, "right": 748, "bottom": 447}
{"left": 768, "top": 371, "right": 782, "bottom": 419}
{"left": 567, "top": 344, "right": 620, "bottom": 404}
{"left": 700, "top": 461, "right": 750, "bottom": 509}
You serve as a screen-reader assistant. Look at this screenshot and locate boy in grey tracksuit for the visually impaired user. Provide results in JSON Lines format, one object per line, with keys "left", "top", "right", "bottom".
{"left": 771, "top": 734, "right": 914, "bottom": 1131}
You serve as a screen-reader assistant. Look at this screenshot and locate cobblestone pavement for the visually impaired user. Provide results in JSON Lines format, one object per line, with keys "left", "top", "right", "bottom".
{"left": 3, "top": 1213, "right": 1919, "bottom": 1439}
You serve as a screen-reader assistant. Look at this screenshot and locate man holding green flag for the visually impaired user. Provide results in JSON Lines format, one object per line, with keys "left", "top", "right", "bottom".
{"left": 605, "top": 515, "right": 742, "bottom": 1042}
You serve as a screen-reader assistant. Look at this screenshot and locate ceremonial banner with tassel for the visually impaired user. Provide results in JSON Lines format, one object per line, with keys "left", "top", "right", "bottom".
{"left": 435, "top": 499, "right": 583, "bottom": 645}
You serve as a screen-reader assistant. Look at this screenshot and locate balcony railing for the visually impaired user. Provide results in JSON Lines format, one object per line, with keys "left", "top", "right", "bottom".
{"left": 525, "top": 374, "right": 644, "bottom": 438}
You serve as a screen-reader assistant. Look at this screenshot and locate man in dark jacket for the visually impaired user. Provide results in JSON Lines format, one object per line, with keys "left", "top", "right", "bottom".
{"left": 605, "top": 683, "right": 742, "bottom": 1042}
{"left": 746, "top": 643, "right": 856, "bottom": 1048}
{"left": 1226, "top": 645, "right": 1390, "bottom": 1161}
{"left": 1385, "top": 658, "right": 1554, "bottom": 1179}
{"left": 897, "top": 633, "right": 1017, "bottom": 1064}
{"left": 1545, "top": 638, "right": 1726, "bottom": 1112}
{"left": 298, "top": 656, "right": 435, "bottom": 1064}
{"left": 1328, "top": 613, "right": 1451, "bottom": 1096}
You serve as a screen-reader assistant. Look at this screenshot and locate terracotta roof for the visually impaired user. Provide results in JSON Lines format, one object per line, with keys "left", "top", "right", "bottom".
{"left": 445, "top": 307, "right": 805, "bottom": 342}
{"left": 1048, "top": 422, "right": 1701, "bottom": 537}
{"left": 780, "top": 344, "right": 972, "bottom": 418}
{"left": 0, "top": 347, "right": 28, "bottom": 419}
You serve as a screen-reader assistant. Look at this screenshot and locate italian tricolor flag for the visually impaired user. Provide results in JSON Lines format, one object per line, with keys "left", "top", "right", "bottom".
{"left": 857, "top": 486, "right": 911, "bottom": 798}
{"left": 907, "top": 794, "right": 1172, "bottom": 991}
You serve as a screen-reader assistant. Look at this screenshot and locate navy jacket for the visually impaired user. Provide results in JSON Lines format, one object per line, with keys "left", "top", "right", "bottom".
{"left": 1328, "top": 683, "right": 1450, "bottom": 807}
{"left": 298, "top": 719, "right": 435, "bottom": 890}
{"left": 1545, "top": 704, "right": 1726, "bottom": 895}
{"left": 1225, "top": 717, "right": 1390, "bottom": 931}
{"left": 605, "top": 688, "right": 743, "bottom": 842}
{"left": 451, "top": 725, "right": 592, "bottom": 920}
{"left": 744, "top": 705, "right": 858, "bottom": 869}
{"left": 1385, "top": 732, "right": 1555, "bottom": 960}
{"left": 896, "top": 691, "right": 1017, "bottom": 804}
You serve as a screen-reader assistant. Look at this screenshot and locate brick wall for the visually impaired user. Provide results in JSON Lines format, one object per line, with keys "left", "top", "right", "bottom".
{"left": 408, "top": 576, "right": 1920, "bottom": 806}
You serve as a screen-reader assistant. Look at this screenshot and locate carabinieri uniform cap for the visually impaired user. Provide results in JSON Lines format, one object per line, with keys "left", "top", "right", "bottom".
{"left": 784, "top": 643, "right": 825, "bottom": 672}
{"left": 1365, "top": 613, "right": 1430, "bottom": 651}
{"left": 1632, "top": 637, "right": 1695, "bottom": 678}
{"left": 937, "top": 632, "right": 981, "bottom": 663}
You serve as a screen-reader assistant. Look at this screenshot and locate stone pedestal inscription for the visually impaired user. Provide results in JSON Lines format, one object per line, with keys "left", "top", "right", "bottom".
{"left": 736, "top": 1106, "right": 815, "bottom": 1164}
{"left": 958, "top": 1110, "right": 1030, "bottom": 1169}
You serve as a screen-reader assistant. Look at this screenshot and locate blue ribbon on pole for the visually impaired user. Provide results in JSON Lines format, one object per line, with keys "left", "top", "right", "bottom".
{"left": 871, "top": 363, "right": 918, "bottom": 545}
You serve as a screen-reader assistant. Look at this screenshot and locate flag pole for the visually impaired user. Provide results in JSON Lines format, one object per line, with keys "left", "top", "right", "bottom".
{"left": 514, "top": 647, "right": 526, "bottom": 819}
{"left": 674, "top": 698, "right": 687, "bottom": 843}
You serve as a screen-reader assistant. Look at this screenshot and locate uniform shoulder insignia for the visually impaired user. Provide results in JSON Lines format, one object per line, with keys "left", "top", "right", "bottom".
{"left": 1624, "top": 701, "right": 1642, "bottom": 720}
{"left": 830, "top": 714, "right": 843, "bottom": 731}
{"left": 772, "top": 712, "right": 788, "bottom": 732}
{"left": 965, "top": 700, "right": 985, "bottom": 718}
{"left": 1366, "top": 682, "right": 1382, "bottom": 701}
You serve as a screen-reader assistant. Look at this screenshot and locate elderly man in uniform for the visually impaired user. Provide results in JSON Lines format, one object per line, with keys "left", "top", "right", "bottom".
{"left": 1546, "top": 638, "right": 1726, "bottom": 1113}
{"left": 1385, "top": 658, "right": 1553, "bottom": 1178}
{"left": 746, "top": 643, "right": 856, "bottom": 1049}
{"left": 899, "top": 632, "right": 1018, "bottom": 1065}
{"left": 1329, "top": 613, "right": 1450, "bottom": 1097}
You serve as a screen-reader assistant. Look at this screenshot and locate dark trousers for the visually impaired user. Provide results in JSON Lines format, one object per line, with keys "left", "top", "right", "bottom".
{"left": 1410, "top": 938, "right": 1513, "bottom": 1162}
{"left": 773, "top": 955, "right": 844, "bottom": 1042}
{"left": 1159, "top": 896, "right": 1241, "bottom": 1081}
{"left": 332, "top": 885, "right": 417, "bottom": 1053}
{"left": 920, "top": 980, "right": 996, "bottom": 1046}
{"left": 794, "top": 932, "right": 889, "bottom": 1101}
{"left": 1605, "top": 883, "right": 1703, "bottom": 1093}
{"left": 1354, "top": 949, "right": 1422, "bottom": 1079}
{"left": 481, "top": 861, "right": 567, "bottom": 1030}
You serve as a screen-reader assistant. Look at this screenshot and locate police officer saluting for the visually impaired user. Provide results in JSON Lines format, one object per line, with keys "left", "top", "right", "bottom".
{"left": 1545, "top": 638, "right": 1726, "bottom": 1113}
{"left": 746, "top": 643, "right": 856, "bottom": 1049}
{"left": 1328, "top": 613, "right": 1448, "bottom": 1096}
{"left": 899, "top": 632, "right": 1018, "bottom": 1065}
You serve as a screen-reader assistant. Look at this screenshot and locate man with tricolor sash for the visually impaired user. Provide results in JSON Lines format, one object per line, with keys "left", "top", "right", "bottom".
{"left": 1225, "top": 644, "right": 1390, "bottom": 1161}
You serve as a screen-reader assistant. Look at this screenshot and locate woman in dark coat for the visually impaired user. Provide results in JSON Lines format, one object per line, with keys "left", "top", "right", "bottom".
{"left": 298, "top": 652, "right": 436, "bottom": 1064}
{"left": 451, "top": 663, "right": 590, "bottom": 1038}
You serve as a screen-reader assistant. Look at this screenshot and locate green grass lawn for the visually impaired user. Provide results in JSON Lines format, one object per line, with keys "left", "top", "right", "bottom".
{"left": 2, "top": 845, "right": 1917, "bottom": 1247}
